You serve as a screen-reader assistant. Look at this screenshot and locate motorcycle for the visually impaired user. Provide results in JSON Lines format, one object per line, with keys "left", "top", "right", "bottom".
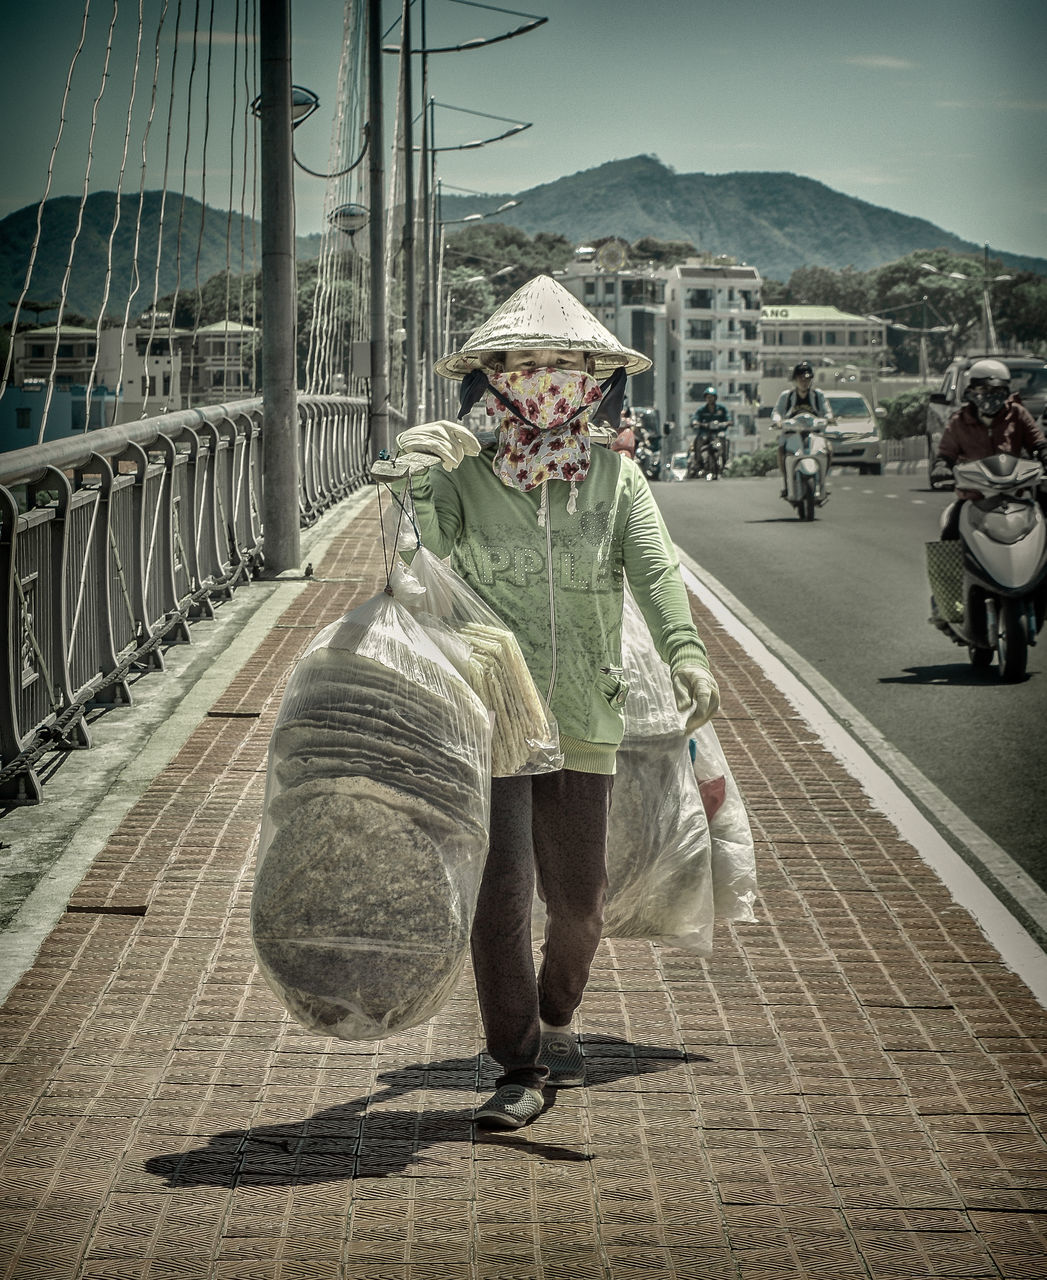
{"left": 636, "top": 428, "right": 667, "bottom": 482}
{"left": 686, "top": 423, "right": 730, "bottom": 480}
{"left": 927, "top": 453, "right": 1047, "bottom": 681}
{"left": 780, "top": 414, "right": 829, "bottom": 521}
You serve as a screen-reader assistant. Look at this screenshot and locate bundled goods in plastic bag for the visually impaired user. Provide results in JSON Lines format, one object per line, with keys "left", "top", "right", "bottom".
{"left": 596, "top": 589, "right": 757, "bottom": 952}
{"left": 390, "top": 543, "right": 562, "bottom": 777}
{"left": 251, "top": 592, "right": 492, "bottom": 1041}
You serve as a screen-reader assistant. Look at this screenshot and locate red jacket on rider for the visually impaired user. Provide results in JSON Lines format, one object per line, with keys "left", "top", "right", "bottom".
{"left": 937, "top": 394, "right": 1045, "bottom": 465}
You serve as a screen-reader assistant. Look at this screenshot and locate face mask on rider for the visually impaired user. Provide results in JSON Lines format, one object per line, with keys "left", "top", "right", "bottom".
{"left": 972, "top": 386, "right": 1008, "bottom": 420}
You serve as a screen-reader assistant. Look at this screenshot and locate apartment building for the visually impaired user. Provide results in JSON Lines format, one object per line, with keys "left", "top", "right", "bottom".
{"left": 558, "top": 254, "right": 763, "bottom": 452}
{"left": 664, "top": 261, "right": 762, "bottom": 441}
{"left": 557, "top": 257, "right": 667, "bottom": 417}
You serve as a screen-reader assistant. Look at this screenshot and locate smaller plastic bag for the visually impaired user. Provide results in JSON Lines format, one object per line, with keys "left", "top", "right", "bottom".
{"left": 391, "top": 543, "right": 562, "bottom": 777}
{"left": 251, "top": 591, "right": 492, "bottom": 1042}
{"left": 601, "top": 588, "right": 758, "bottom": 951}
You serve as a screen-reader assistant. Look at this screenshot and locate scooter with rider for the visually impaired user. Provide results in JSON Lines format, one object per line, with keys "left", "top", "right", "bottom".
{"left": 772, "top": 361, "right": 834, "bottom": 518}
{"left": 926, "top": 358, "right": 1047, "bottom": 679}
{"left": 687, "top": 386, "right": 732, "bottom": 480}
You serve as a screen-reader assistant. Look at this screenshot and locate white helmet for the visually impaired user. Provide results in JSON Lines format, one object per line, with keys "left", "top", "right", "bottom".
{"left": 965, "top": 359, "right": 1010, "bottom": 418}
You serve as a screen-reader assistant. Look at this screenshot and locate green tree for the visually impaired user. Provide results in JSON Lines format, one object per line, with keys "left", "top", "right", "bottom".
{"left": 788, "top": 264, "right": 871, "bottom": 315}
{"left": 880, "top": 387, "right": 932, "bottom": 439}
{"left": 630, "top": 237, "right": 698, "bottom": 266}
{"left": 441, "top": 223, "right": 572, "bottom": 303}
{"left": 996, "top": 274, "right": 1047, "bottom": 354}
{"left": 761, "top": 278, "right": 788, "bottom": 305}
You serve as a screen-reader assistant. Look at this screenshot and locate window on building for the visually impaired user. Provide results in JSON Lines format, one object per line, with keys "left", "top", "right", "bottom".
{"left": 31, "top": 344, "right": 46, "bottom": 358}
{"left": 584, "top": 280, "right": 596, "bottom": 298}
{"left": 686, "top": 320, "right": 713, "bottom": 341}
{"left": 685, "top": 288, "right": 713, "bottom": 309}
{"left": 848, "top": 330, "right": 861, "bottom": 346}
{"left": 778, "top": 328, "right": 799, "bottom": 345}
{"left": 604, "top": 280, "right": 615, "bottom": 297}
{"left": 16, "top": 407, "right": 32, "bottom": 431}
{"left": 162, "top": 372, "right": 171, "bottom": 395}
{"left": 802, "top": 330, "right": 819, "bottom": 346}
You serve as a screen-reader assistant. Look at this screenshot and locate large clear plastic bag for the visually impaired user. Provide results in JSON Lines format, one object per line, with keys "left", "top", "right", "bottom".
{"left": 600, "top": 589, "right": 758, "bottom": 952}
{"left": 389, "top": 534, "right": 562, "bottom": 778}
{"left": 251, "top": 592, "right": 492, "bottom": 1041}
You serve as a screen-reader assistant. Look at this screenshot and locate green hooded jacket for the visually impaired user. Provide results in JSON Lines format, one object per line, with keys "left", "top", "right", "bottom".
{"left": 402, "top": 440, "right": 709, "bottom": 774}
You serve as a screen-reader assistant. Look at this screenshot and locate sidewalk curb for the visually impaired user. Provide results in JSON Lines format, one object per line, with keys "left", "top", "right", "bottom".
{"left": 679, "top": 549, "right": 1047, "bottom": 1008}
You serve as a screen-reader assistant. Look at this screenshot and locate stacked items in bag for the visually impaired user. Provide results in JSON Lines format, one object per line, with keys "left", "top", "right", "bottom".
{"left": 251, "top": 594, "right": 492, "bottom": 1041}
{"left": 390, "top": 545, "right": 561, "bottom": 778}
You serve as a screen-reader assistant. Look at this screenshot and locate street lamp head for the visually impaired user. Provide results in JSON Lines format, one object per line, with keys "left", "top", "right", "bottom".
{"left": 327, "top": 203, "right": 369, "bottom": 237}
{"left": 250, "top": 84, "right": 320, "bottom": 129}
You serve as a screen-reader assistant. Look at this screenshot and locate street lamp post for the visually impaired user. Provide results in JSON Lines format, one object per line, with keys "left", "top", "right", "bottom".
{"left": 434, "top": 195, "right": 519, "bottom": 414}
{"left": 258, "top": 0, "right": 301, "bottom": 575}
{"left": 920, "top": 247, "right": 1013, "bottom": 355}
{"left": 868, "top": 298, "right": 951, "bottom": 384}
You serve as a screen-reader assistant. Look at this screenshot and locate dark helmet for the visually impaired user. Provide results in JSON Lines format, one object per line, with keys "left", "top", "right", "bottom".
{"left": 965, "top": 358, "right": 1010, "bottom": 418}
{"left": 703, "top": 385, "right": 717, "bottom": 398}
{"left": 792, "top": 361, "right": 814, "bottom": 378}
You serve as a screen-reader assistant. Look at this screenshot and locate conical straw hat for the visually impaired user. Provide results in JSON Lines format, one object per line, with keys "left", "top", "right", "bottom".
{"left": 434, "top": 274, "right": 652, "bottom": 380}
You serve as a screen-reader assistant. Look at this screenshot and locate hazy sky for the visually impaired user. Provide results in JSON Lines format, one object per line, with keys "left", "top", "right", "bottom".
{"left": 3, "top": 0, "right": 1045, "bottom": 263}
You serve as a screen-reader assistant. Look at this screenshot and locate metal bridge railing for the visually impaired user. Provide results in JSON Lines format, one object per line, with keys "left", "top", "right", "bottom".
{"left": 0, "top": 394, "right": 387, "bottom": 804}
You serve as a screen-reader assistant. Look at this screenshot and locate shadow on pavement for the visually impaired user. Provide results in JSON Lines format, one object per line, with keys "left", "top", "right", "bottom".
{"left": 880, "top": 663, "right": 1035, "bottom": 686}
{"left": 144, "top": 1039, "right": 701, "bottom": 1188}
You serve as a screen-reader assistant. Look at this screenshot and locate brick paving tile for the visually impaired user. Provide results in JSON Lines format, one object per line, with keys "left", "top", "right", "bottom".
{"left": 2, "top": 495, "right": 1047, "bottom": 1280}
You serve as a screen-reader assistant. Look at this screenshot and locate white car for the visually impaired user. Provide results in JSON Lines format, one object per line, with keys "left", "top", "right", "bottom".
{"left": 824, "top": 390, "right": 886, "bottom": 475}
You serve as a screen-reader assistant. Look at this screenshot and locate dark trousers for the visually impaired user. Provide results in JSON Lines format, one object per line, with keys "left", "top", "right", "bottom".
{"left": 470, "top": 770, "right": 612, "bottom": 1088}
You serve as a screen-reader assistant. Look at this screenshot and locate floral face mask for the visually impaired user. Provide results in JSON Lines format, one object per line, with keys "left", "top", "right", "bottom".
{"left": 486, "top": 367, "right": 604, "bottom": 518}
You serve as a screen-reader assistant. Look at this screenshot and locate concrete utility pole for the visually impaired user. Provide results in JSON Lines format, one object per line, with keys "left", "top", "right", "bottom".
{"left": 259, "top": 0, "right": 301, "bottom": 573}
{"left": 400, "top": 0, "right": 419, "bottom": 429}
{"left": 368, "top": 0, "right": 391, "bottom": 459}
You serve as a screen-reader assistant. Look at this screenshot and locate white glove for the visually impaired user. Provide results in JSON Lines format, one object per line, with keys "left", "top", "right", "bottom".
{"left": 672, "top": 665, "right": 720, "bottom": 733}
{"left": 395, "top": 420, "right": 481, "bottom": 472}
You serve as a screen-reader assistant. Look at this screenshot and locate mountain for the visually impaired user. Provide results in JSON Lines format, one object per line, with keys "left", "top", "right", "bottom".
{"left": 0, "top": 191, "right": 321, "bottom": 321}
{"left": 1, "top": 160, "right": 1043, "bottom": 322}
{"left": 439, "top": 155, "right": 1047, "bottom": 283}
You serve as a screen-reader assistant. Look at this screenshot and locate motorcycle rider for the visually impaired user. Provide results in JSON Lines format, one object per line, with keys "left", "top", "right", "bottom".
{"left": 931, "top": 358, "right": 1047, "bottom": 540}
{"left": 772, "top": 361, "right": 834, "bottom": 504}
{"left": 690, "top": 386, "right": 731, "bottom": 472}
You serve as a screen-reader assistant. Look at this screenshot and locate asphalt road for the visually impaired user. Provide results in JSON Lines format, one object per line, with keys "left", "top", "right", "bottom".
{"left": 654, "top": 466, "right": 1047, "bottom": 894}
